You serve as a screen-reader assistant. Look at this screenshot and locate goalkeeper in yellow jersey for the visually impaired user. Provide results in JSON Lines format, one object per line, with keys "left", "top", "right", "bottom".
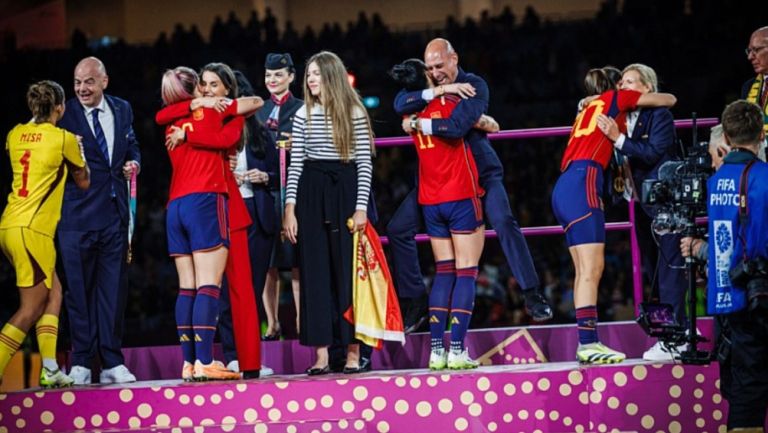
{"left": 0, "top": 80, "right": 90, "bottom": 388}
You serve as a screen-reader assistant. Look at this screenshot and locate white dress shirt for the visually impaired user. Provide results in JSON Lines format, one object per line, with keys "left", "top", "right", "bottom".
{"left": 235, "top": 148, "right": 254, "bottom": 198}
{"left": 82, "top": 97, "right": 115, "bottom": 164}
{"left": 614, "top": 110, "right": 640, "bottom": 150}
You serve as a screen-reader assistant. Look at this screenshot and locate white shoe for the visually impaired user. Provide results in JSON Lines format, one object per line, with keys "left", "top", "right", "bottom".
{"left": 642, "top": 340, "right": 687, "bottom": 361}
{"left": 100, "top": 365, "right": 137, "bottom": 384}
{"left": 227, "top": 360, "right": 274, "bottom": 377}
{"left": 69, "top": 365, "right": 91, "bottom": 385}
{"left": 429, "top": 348, "right": 447, "bottom": 370}
{"left": 577, "top": 342, "right": 626, "bottom": 364}
{"left": 226, "top": 360, "right": 240, "bottom": 373}
{"left": 447, "top": 348, "right": 479, "bottom": 370}
{"left": 40, "top": 367, "right": 74, "bottom": 388}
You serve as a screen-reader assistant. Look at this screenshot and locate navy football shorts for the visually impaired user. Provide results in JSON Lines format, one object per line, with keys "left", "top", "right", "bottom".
{"left": 551, "top": 160, "right": 605, "bottom": 246}
{"left": 423, "top": 197, "right": 484, "bottom": 238}
{"left": 167, "top": 192, "right": 229, "bottom": 255}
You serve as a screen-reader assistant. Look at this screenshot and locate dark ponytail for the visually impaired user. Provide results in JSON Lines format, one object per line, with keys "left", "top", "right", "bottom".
{"left": 233, "top": 70, "right": 270, "bottom": 159}
{"left": 27, "top": 80, "right": 65, "bottom": 123}
{"left": 583, "top": 68, "right": 616, "bottom": 96}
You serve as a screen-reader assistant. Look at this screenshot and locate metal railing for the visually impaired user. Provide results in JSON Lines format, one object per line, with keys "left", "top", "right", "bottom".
{"left": 375, "top": 118, "right": 719, "bottom": 314}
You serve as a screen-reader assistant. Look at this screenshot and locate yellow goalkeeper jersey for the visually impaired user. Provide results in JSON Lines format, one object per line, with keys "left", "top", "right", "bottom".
{"left": 0, "top": 121, "right": 85, "bottom": 237}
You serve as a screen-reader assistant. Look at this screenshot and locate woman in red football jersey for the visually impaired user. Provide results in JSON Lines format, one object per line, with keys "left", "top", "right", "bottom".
{"left": 551, "top": 67, "right": 676, "bottom": 365}
{"left": 390, "top": 58, "right": 499, "bottom": 371}
{"left": 158, "top": 65, "right": 262, "bottom": 380}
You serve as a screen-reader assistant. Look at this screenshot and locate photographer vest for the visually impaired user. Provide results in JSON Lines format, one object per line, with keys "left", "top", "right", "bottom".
{"left": 707, "top": 151, "right": 768, "bottom": 314}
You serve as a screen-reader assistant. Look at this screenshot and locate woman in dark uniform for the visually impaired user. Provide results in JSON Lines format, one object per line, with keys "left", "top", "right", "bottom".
{"left": 257, "top": 53, "right": 303, "bottom": 340}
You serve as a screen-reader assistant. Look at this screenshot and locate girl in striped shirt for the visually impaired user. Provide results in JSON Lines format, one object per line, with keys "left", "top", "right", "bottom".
{"left": 283, "top": 51, "right": 374, "bottom": 375}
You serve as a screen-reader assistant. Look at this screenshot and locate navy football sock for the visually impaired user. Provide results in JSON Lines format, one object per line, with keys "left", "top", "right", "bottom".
{"left": 576, "top": 305, "right": 599, "bottom": 345}
{"left": 175, "top": 288, "right": 196, "bottom": 363}
{"left": 193, "top": 285, "right": 221, "bottom": 364}
{"left": 429, "top": 260, "right": 455, "bottom": 351}
{"left": 449, "top": 267, "right": 478, "bottom": 351}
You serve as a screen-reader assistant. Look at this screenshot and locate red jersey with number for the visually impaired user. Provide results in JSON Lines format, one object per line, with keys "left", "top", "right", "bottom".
{"left": 560, "top": 89, "right": 642, "bottom": 171}
{"left": 156, "top": 101, "right": 242, "bottom": 202}
{"left": 156, "top": 100, "right": 251, "bottom": 230}
{"left": 413, "top": 95, "right": 484, "bottom": 205}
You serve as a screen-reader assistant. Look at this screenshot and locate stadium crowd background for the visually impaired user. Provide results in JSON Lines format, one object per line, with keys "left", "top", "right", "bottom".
{"left": 0, "top": 0, "right": 764, "bottom": 346}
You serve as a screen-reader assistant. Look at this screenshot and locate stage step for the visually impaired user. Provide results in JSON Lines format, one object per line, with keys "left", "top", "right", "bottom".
{"left": 116, "top": 320, "right": 716, "bottom": 379}
{"left": 0, "top": 359, "right": 725, "bottom": 433}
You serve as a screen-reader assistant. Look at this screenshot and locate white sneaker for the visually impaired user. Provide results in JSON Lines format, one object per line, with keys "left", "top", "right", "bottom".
{"left": 642, "top": 340, "right": 687, "bottom": 361}
{"left": 447, "top": 348, "right": 479, "bottom": 370}
{"left": 69, "top": 365, "right": 91, "bottom": 385}
{"left": 226, "top": 360, "right": 240, "bottom": 373}
{"left": 227, "top": 360, "right": 274, "bottom": 377}
{"left": 429, "top": 348, "right": 447, "bottom": 370}
{"left": 577, "top": 342, "right": 626, "bottom": 364}
{"left": 100, "top": 365, "right": 137, "bottom": 384}
{"left": 40, "top": 367, "right": 74, "bottom": 388}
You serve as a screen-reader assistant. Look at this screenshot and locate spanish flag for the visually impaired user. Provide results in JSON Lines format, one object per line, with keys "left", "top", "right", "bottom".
{"left": 344, "top": 220, "right": 405, "bottom": 349}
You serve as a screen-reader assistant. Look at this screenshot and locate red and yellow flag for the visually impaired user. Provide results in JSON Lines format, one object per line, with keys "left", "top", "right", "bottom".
{"left": 344, "top": 220, "right": 405, "bottom": 349}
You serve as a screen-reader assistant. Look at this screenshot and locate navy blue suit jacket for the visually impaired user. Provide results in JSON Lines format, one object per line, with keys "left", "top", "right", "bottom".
{"left": 58, "top": 95, "right": 141, "bottom": 231}
{"left": 393, "top": 68, "right": 504, "bottom": 183}
{"left": 245, "top": 123, "right": 279, "bottom": 235}
{"left": 618, "top": 107, "right": 678, "bottom": 197}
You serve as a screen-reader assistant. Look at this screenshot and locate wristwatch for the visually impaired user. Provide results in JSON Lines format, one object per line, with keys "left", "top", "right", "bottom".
{"left": 409, "top": 115, "right": 420, "bottom": 131}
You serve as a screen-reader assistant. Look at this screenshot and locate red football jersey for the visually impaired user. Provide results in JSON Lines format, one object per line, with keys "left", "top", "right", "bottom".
{"left": 413, "top": 95, "right": 484, "bottom": 205}
{"left": 156, "top": 100, "right": 252, "bottom": 230}
{"left": 560, "top": 89, "right": 642, "bottom": 171}
{"left": 156, "top": 101, "right": 240, "bottom": 202}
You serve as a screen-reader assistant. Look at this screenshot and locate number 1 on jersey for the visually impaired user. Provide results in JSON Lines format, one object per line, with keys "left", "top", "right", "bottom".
{"left": 19, "top": 150, "right": 31, "bottom": 197}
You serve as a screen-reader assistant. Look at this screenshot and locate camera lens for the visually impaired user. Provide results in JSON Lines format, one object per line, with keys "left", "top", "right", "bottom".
{"left": 653, "top": 211, "right": 674, "bottom": 235}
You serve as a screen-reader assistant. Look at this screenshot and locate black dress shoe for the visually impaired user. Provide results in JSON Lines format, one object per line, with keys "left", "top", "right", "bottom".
{"left": 243, "top": 370, "right": 260, "bottom": 379}
{"left": 359, "top": 357, "right": 372, "bottom": 372}
{"left": 404, "top": 315, "right": 428, "bottom": 334}
{"left": 403, "top": 296, "right": 427, "bottom": 325}
{"left": 263, "top": 328, "right": 282, "bottom": 341}
{"left": 305, "top": 365, "right": 330, "bottom": 376}
{"left": 342, "top": 364, "right": 361, "bottom": 374}
{"left": 524, "top": 290, "right": 554, "bottom": 322}
{"left": 404, "top": 295, "right": 429, "bottom": 334}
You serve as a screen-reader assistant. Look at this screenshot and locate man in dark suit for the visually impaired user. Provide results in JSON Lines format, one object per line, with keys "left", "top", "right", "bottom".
{"left": 742, "top": 26, "right": 768, "bottom": 124}
{"left": 597, "top": 63, "right": 685, "bottom": 361}
{"left": 57, "top": 57, "right": 140, "bottom": 384}
{"left": 390, "top": 38, "right": 553, "bottom": 332}
{"left": 742, "top": 26, "right": 768, "bottom": 161}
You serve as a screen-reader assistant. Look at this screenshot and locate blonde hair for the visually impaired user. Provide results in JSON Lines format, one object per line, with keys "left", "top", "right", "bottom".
{"left": 622, "top": 63, "right": 658, "bottom": 92}
{"left": 161, "top": 67, "right": 198, "bottom": 106}
{"left": 303, "top": 51, "right": 374, "bottom": 161}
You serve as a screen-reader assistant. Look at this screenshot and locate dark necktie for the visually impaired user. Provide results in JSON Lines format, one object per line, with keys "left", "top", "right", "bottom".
{"left": 91, "top": 108, "right": 115, "bottom": 197}
{"left": 91, "top": 108, "right": 110, "bottom": 164}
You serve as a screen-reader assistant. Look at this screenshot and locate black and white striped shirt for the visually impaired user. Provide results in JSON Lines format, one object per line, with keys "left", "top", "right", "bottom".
{"left": 286, "top": 104, "right": 373, "bottom": 210}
